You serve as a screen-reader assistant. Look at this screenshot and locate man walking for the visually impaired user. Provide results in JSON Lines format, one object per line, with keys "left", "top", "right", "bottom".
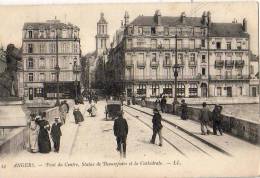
{"left": 212, "top": 104, "right": 223, "bottom": 135}
{"left": 199, "top": 102, "right": 210, "bottom": 135}
{"left": 50, "top": 118, "right": 63, "bottom": 153}
{"left": 180, "top": 99, "right": 188, "bottom": 120}
{"left": 113, "top": 111, "right": 128, "bottom": 158}
{"left": 150, "top": 108, "right": 163, "bottom": 146}
{"left": 160, "top": 96, "right": 167, "bottom": 113}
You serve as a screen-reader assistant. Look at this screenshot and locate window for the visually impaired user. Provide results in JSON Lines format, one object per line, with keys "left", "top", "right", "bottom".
{"left": 239, "top": 87, "right": 243, "bottom": 96}
{"left": 164, "top": 27, "right": 169, "bottom": 35}
{"left": 39, "top": 57, "right": 45, "bottom": 68}
{"left": 227, "top": 42, "right": 231, "bottom": 50}
{"left": 101, "top": 39, "right": 106, "bottom": 48}
{"left": 151, "top": 53, "right": 157, "bottom": 62}
{"left": 163, "top": 39, "right": 170, "bottom": 49}
{"left": 151, "top": 27, "right": 156, "bottom": 34}
{"left": 163, "top": 84, "right": 172, "bottom": 95}
{"left": 39, "top": 73, "right": 45, "bottom": 81}
{"left": 137, "top": 84, "right": 146, "bottom": 95}
{"left": 202, "top": 55, "right": 206, "bottom": 63}
{"left": 237, "top": 69, "right": 242, "bottom": 78}
{"left": 226, "top": 70, "right": 232, "bottom": 79}
{"left": 164, "top": 53, "right": 170, "bottom": 65}
{"left": 151, "top": 39, "right": 157, "bottom": 48}
{"left": 28, "top": 58, "right": 33, "bottom": 69}
{"left": 217, "top": 87, "right": 222, "bottom": 96}
{"left": 51, "top": 73, "right": 56, "bottom": 81}
{"left": 50, "top": 57, "right": 56, "bottom": 69}
{"left": 189, "top": 83, "right": 198, "bottom": 97}
{"left": 138, "top": 27, "right": 143, "bottom": 34}
{"left": 73, "top": 43, "right": 78, "bottom": 53}
{"left": 137, "top": 53, "right": 145, "bottom": 66}
{"left": 28, "top": 44, "right": 33, "bottom": 53}
{"left": 39, "top": 43, "right": 45, "bottom": 53}
{"left": 39, "top": 30, "right": 44, "bottom": 38}
{"left": 127, "top": 39, "right": 132, "bottom": 49}
{"left": 177, "top": 82, "right": 185, "bottom": 97}
{"left": 189, "top": 39, "right": 195, "bottom": 49}
{"left": 190, "top": 53, "right": 195, "bottom": 63}
{"left": 250, "top": 65, "right": 254, "bottom": 75}
{"left": 201, "top": 39, "right": 205, "bottom": 47}
{"left": 128, "top": 27, "right": 133, "bottom": 34}
{"left": 237, "top": 41, "right": 242, "bottom": 50}
{"left": 178, "top": 53, "right": 184, "bottom": 65}
{"left": 49, "top": 43, "right": 56, "bottom": 53}
{"left": 35, "top": 88, "right": 43, "bottom": 97}
{"left": 177, "top": 39, "right": 182, "bottom": 48}
{"left": 216, "top": 42, "right": 221, "bottom": 49}
{"left": 28, "top": 31, "right": 33, "bottom": 39}
{"left": 202, "top": 68, "right": 206, "bottom": 75}
{"left": 152, "top": 84, "right": 159, "bottom": 96}
{"left": 216, "top": 53, "right": 222, "bottom": 61}
{"left": 28, "top": 73, "right": 33, "bottom": 82}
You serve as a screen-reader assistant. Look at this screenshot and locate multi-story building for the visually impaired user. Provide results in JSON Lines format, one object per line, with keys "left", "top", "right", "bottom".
{"left": 0, "top": 45, "right": 6, "bottom": 73}
{"left": 19, "top": 19, "right": 81, "bottom": 100}
{"left": 107, "top": 10, "right": 253, "bottom": 98}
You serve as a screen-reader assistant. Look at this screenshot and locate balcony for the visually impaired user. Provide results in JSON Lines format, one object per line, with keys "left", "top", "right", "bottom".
{"left": 209, "top": 75, "right": 249, "bottom": 80}
{"left": 235, "top": 60, "right": 245, "bottom": 68}
{"left": 188, "top": 60, "right": 197, "bottom": 67}
{"left": 163, "top": 60, "right": 172, "bottom": 67}
{"left": 225, "top": 60, "right": 234, "bottom": 68}
{"left": 125, "top": 60, "right": 133, "bottom": 68}
{"left": 214, "top": 60, "right": 224, "bottom": 68}
{"left": 73, "top": 65, "right": 81, "bottom": 73}
{"left": 150, "top": 61, "right": 159, "bottom": 68}
{"left": 137, "top": 61, "right": 145, "bottom": 68}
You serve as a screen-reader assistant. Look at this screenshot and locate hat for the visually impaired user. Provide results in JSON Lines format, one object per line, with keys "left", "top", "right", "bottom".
{"left": 54, "top": 117, "right": 59, "bottom": 121}
{"left": 153, "top": 108, "right": 159, "bottom": 113}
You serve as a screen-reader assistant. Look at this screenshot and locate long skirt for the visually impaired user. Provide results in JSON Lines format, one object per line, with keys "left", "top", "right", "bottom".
{"left": 29, "top": 129, "right": 39, "bottom": 153}
{"left": 38, "top": 129, "right": 51, "bottom": 153}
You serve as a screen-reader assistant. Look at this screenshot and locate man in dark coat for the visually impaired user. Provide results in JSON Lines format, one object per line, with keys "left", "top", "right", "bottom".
{"left": 180, "top": 99, "right": 188, "bottom": 120}
{"left": 50, "top": 118, "right": 63, "bottom": 152}
{"left": 150, "top": 108, "right": 163, "bottom": 146}
{"left": 212, "top": 104, "right": 223, "bottom": 135}
{"left": 160, "top": 96, "right": 167, "bottom": 113}
{"left": 199, "top": 102, "right": 210, "bottom": 135}
{"left": 113, "top": 111, "right": 128, "bottom": 157}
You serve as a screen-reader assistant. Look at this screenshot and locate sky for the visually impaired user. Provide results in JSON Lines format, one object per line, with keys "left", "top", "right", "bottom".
{"left": 0, "top": 2, "right": 258, "bottom": 55}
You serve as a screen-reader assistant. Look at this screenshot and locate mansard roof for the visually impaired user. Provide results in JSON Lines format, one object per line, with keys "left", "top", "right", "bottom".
{"left": 209, "top": 23, "right": 249, "bottom": 38}
{"left": 23, "top": 20, "right": 79, "bottom": 30}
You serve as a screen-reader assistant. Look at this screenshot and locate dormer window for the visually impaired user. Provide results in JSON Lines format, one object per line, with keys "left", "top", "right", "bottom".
{"left": 138, "top": 27, "right": 143, "bottom": 35}
{"left": 28, "top": 31, "right": 33, "bottom": 39}
{"left": 151, "top": 27, "right": 156, "bottom": 35}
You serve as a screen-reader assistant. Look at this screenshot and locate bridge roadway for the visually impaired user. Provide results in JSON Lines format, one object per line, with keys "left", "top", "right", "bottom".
{"left": 2, "top": 100, "right": 260, "bottom": 178}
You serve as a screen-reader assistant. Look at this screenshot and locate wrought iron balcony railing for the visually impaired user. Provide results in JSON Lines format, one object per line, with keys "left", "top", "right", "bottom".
{"left": 150, "top": 61, "right": 159, "bottom": 68}
{"left": 225, "top": 60, "right": 234, "bottom": 68}
{"left": 214, "top": 60, "right": 224, "bottom": 68}
{"left": 235, "top": 60, "right": 245, "bottom": 68}
{"left": 125, "top": 60, "right": 133, "bottom": 68}
{"left": 209, "top": 75, "right": 249, "bottom": 80}
{"left": 163, "top": 60, "right": 172, "bottom": 67}
{"left": 137, "top": 61, "right": 145, "bottom": 68}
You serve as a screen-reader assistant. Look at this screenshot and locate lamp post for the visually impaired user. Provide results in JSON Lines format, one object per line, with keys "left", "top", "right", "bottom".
{"left": 172, "top": 34, "right": 180, "bottom": 114}
{"left": 73, "top": 59, "right": 78, "bottom": 100}
{"left": 55, "top": 28, "right": 60, "bottom": 106}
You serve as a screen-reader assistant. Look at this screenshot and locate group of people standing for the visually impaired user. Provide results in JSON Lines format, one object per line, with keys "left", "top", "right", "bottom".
{"left": 28, "top": 100, "right": 69, "bottom": 153}
{"left": 154, "top": 96, "right": 167, "bottom": 113}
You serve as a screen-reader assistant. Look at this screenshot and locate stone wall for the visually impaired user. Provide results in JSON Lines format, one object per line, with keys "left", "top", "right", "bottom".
{"left": 0, "top": 106, "right": 60, "bottom": 157}
{"left": 135, "top": 100, "right": 260, "bottom": 145}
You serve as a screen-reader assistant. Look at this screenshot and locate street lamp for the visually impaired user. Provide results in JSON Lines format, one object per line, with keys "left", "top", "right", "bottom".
{"left": 73, "top": 59, "right": 78, "bottom": 100}
{"left": 172, "top": 34, "right": 180, "bottom": 114}
{"left": 55, "top": 28, "right": 61, "bottom": 106}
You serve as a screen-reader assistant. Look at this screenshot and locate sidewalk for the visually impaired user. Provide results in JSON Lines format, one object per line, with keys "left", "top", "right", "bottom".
{"left": 129, "top": 104, "right": 260, "bottom": 158}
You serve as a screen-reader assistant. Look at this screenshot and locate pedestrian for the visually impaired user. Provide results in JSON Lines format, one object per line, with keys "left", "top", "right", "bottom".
{"left": 132, "top": 95, "right": 136, "bottom": 105}
{"left": 199, "top": 102, "right": 210, "bottom": 135}
{"left": 50, "top": 117, "right": 63, "bottom": 153}
{"left": 35, "top": 112, "right": 51, "bottom": 153}
{"left": 73, "top": 102, "right": 84, "bottom": 124}
{"left": 150, "top": 108, "right": 163, "bottom": 146}
{"left": 141, "top": 96, "right": 146, "bottom": 107}
{"left": 180, "top": 99, "right": 188, "bottom": 120}
{"left": 160, "top": 96, "right": 167, "bottom": 113}
{"left": 155, "top": 97, "right": 161, "bottom": 111}
{"left": 29, "top": 113, "right": 39, "bottom": 153}
{"left": 113, "top": 111, "right": 128, "bottom": 158}
{"left": 61, "top": 100, "right": 70, "bottom": 113}
{"left": 212, "top": 104, "right": 223, "bottom": 135}
{"left": 87, "top": 102, "right": 97, "bottom": 117}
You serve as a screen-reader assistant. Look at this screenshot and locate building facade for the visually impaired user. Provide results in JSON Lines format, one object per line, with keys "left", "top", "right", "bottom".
{"left": 107, "top": 10, "right": 253, "bottom": 98}
{"left": 0, "top": 45, "right": 6, "bottom": 73}
{"left": 19, "top": 19, "right": 81, "bottom": 100}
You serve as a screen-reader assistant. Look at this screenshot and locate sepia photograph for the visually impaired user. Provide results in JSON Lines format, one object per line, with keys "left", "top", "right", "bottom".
{"left": 0, "top": 1, "right": 259, "bottom": 177}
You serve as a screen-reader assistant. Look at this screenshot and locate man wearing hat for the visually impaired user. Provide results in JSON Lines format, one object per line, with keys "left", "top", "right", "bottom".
{"left": 150, "top": 108, "right": 163, "bottom": 146}
{"left": 50, "top": 117, "right": 63, "bottom": 153}
{"left": 113, "top": 110, "right": 128, "bottom": 158}
{"left": 199, "top": 102, "right": 210, "bottom": 135}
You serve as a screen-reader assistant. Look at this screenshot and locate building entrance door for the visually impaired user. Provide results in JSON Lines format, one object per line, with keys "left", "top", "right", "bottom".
{"left": 200, "top": 83, "right": 207, "bottom": 97}
{"left": 252, "top": 87, "right": 257, "bottom": 97}
{"left": 29, "top": 88, "right": 33, "bottom": 100}
{"left": 227, "top": 87, "right": 232, "bottom": 97}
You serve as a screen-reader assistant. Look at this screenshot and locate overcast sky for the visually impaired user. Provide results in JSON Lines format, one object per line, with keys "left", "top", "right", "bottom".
{"left": 0, "top": 2, "right": 258, "bottom": 55}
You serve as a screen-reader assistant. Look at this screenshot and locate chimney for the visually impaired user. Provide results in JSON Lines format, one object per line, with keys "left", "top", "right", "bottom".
{"left": 181, "top": 12, "right": 186, "bottom": 23}
{"left": 201, "top": 11, "right": 208, "bottom": 25}
{"left": 154, "top": 10, "right": 162, "bottom": 25}
{"left": 243, "top": 18, "right": 247, "bottom": 32}
{"left": 207, "top": 11, "right": 211, "bottom": 26}
{"left": 124, "top": 11, "right": 129, "bottom": 27}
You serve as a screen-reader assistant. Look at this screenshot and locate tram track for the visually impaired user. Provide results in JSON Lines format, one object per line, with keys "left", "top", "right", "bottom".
{"left": 124, "top": 105, "right": 232, "bottom": 158}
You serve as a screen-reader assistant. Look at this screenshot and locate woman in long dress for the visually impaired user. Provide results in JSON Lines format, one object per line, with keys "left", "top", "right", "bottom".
{"left": 29, "top": 114, "right": 40, "bottom": 153}
{"left": 73, "top": 102, "right": 84, "bottom": 124}
{"left": 36, "top": 113, "right": 51, "bottom": 153}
